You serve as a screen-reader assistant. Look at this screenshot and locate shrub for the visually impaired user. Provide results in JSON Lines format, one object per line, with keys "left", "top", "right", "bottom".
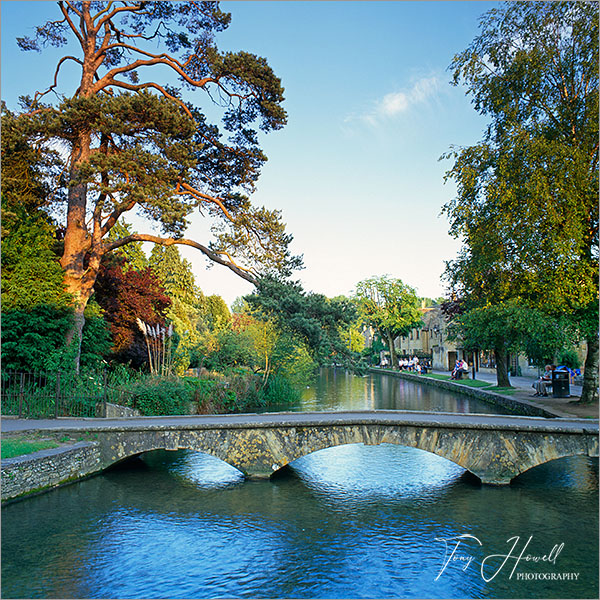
{"left": 185, "top": 372, "right": 262, "bottom": 414}
{"left": 126, "top": 377, "right": 192, "bottom": 416}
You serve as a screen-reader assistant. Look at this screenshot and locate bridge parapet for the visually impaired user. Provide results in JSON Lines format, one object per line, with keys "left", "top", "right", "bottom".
{"left": 2, "top": 412, "right": 598, "bottom": 500}
{"left": 76, "top": 412, "right": 599, "bottom": 485}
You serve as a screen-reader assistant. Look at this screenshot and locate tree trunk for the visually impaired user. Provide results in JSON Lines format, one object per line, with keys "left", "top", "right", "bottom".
{"left": 494, "top": 348, "right": 511, "bottom": 387}
{"left": 578, "top": 333, "right": 599, "bottom": 404}
{"left": 386, "top": 330, "right": 398, "bottom": 369}
{"left": 59, "top": 13, "right": 99, "bottom": 373}
{"left": 60, "top": 127, "right": 97, "bottom": 373}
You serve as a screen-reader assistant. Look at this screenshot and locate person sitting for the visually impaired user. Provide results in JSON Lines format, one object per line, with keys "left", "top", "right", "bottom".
{"left": 532, "top": 365, "right": 553, "bottom": 397}
{"left": 452, "top": 359, "right": 469, "bottom": 380}
{"left": 450, "top": 359, "right": 461, "bottom": 379}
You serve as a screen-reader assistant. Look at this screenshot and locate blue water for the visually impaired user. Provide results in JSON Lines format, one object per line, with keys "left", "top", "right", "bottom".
{"left": 2, "top": 369, "right": 598, "bottom": 599}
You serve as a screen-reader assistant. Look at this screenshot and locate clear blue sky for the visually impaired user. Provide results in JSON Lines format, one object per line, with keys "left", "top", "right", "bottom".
{"left": 1, "top": 1, "right": 500, "bottom": 305}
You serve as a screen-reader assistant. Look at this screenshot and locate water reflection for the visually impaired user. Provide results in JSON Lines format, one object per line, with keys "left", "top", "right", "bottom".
{"left": 1, "top": 368, "right": 598, "bottom": 600}
{"left": 266, "top": 367, "right": 516, "bottom": 415}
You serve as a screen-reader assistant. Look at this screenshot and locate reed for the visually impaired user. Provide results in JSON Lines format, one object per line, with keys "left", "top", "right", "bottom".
{"left": 136, "top": 319, "right": 174, "bottom": 375}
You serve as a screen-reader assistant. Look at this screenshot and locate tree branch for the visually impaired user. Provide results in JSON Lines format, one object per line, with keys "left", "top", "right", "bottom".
{"left": 101, "top": 198, "right": 138, "bottom": 237}
{"left": 58, "top": 1, "right": 84, "bottom": 47}
{"left": 92, "top": 46, "right": 218, "bottom": 95}
{"left": 180, "top": 183, "right": 236, "bottom": 222}
{"left": 103, "top": 233, "right": 258, "bottom": 284}
{"left": 33, "top": 55, "right": 83, "bottom": 103}
{"left": 91, "top": 77, "right": 193, "bottom": 118}
{"left": 95, "top": 2, "right": 149, "bottom": 30}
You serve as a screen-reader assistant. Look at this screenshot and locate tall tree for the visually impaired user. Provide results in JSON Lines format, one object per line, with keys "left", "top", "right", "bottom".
{"left": 1, "top": 107, "right": 111, "bottom": 372}
{"left": 11, "top": 1, "right": 301, "bottom": 369}
{"left": 448, "top": 300, "right": 574, "bottom": 387}
{"left": 442, "top": 1, "right": 598, "bottom": 401}
{"left": 148, "top": 244, "right": 204, "bottom": 372}
{"left": 354, "top": 275, "right": 422, "bottom": 368}
{"left": 244, "top": 276, "right": 356, "bottom": 364}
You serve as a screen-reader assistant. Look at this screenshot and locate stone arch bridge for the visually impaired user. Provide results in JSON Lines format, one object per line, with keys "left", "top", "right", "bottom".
{"left": 4, "top": 411, "right": 598, "bottom": 487}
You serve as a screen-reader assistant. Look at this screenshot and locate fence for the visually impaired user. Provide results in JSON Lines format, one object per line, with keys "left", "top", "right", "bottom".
{"left": 1, "top": 371, "right": 135, "bottom": 419}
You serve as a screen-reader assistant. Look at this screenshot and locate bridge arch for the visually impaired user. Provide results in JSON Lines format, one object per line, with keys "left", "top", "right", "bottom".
{"left": 505, "top": 447, "right": 598, "bottom": 481}
{"left": 83, "top": 417, "right": 599, "bottom": 487}
{"left": 94, "top": 423, "right": 581, "bottom": 485}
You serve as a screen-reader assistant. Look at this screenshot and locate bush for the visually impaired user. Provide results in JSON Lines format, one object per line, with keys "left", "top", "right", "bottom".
{"left": 126, "top": 377, "right": 192, "bottom": 416}
{"left": 1, "top": 306, "right": 112, "bottom": 373}
{"left": 184, "top": 371, "right": 263, "bottom": 414}
{"left": 183, "top": 369, "right": 300, "bottom": 413}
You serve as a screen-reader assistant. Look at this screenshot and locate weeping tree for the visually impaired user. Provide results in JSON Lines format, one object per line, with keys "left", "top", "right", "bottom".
{"left": 442, "top": 1, "right": 598, "bottom": 402}
{"left": 8, "top": 1, "right": 301, "bottom": 370}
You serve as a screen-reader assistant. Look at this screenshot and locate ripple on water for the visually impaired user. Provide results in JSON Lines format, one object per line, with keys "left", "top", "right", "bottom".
{"left": 1, "top": 372, "right": 598, "bottom": 600}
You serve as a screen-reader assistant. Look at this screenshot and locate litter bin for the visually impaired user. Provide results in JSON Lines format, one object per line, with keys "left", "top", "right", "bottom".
{"left": 552, "top": 369, "right": 570, "bottom": 398}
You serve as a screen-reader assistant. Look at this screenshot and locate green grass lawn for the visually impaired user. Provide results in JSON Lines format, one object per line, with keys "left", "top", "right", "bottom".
{"left": 421, "top": 373, "right": 452, "bottom": 381}
{"left": 1, "top": 437, "right": 59, "bottom": 459}
{"left": 421, "top": 373, "right": 492, "bottom": 388}
{"left": 453, "top": 379, "right": 494, "bottom": 388}
{"left": 486, "top": 386, "right": 517, "bottom": 396}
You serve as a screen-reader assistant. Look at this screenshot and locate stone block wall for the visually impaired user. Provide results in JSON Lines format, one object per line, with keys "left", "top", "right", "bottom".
{"left": 100, "top": 402, "right": 142, "bottom": 418}
{"left": 1, "top": 442, "right": 102, "bottom": 502}
{"left": 369, "top": 367, "right": 559, "bottom": 418}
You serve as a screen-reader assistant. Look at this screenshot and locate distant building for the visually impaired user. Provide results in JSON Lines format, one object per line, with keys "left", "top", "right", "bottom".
{"left": 368, "top": 303, "right": 586, "bottom": 377}
{"left": 395, "top": 305, "right": 461, "bottom": 371}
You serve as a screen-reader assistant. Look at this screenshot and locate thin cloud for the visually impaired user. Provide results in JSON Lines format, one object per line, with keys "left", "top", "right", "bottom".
{"left": 345, "top": 75, "right": 441, "bottom": 128}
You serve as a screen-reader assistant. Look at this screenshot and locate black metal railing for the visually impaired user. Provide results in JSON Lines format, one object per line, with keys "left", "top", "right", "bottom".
{"left": 1, "top": 371, "right": 109, "bottom": 418}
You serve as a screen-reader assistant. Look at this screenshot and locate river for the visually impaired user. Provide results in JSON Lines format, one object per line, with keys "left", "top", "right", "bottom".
{"left": 2, "top": 368, "right": 598, "bottom": 599}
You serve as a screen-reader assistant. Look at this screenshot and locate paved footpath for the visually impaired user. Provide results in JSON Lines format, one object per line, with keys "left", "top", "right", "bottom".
{"left": 428, "top": 368, "right": 597, "bottom": 420}
{"left": 1, "top": 410, "right": 597, "bottom": 435}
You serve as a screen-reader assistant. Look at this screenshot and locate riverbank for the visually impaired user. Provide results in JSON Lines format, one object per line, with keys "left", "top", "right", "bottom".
{"left": 368, "top": 367, "right": 598, "bottom": 419}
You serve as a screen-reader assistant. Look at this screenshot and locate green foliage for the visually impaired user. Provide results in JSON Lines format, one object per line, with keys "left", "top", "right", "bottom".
{"left": 449, "top": 300, "right": 573, "bottom": 369}
{"left": 449, "top": 301, "right": 527, "bottom": 353}
{"left": 355, "top": 275, "right": 422, "bottom": 338}
{"left": 557, "top": 348, "right": 581, "bottom": 370}
{"left": 202, "top": 295, "right": 232, "bottom": 332}
{"left": 184, "top": 372, "right": 265, "bottom": 414}
{"left": 244, "top": 276, "right": 357, "bottom": 365}
{"left": 443, "top": 1, "right": 598, "bottom": 400}
{"left": 339, "top": 324, "right": 365, "bottom": 354}
{"left": 1, "top": 306, "right": 73, "bottom": 372}
{"left": 262, "top": 374, "right": 301, "bottom": 405}
{"left": 203, "top": 328, "right": 259, "bottom": 372}
{"left": 0, "top": 103, "right": 65, "bottom": 232}
{"left": 270, "top": 332, "right": 317, "bottom": 387}
{"left": 148, "top": 245, "right": 205, "bottom": 373}
{"left": 1, "top": 208, "right": 72, "bottom": 311}
{"left": 126, "top": 377, "right": 191, "bottom": 416}
{"left": 106, "top": 221, "right": 149, "bottom": 272}
{"left": 80, "top": 315, "right": 113, "bottom": 371}
{"left": 354, "top": 275, "right": 422, "bottom": 367}
{"left": 442, "top": 132, "right": 598, "bottom": 312}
